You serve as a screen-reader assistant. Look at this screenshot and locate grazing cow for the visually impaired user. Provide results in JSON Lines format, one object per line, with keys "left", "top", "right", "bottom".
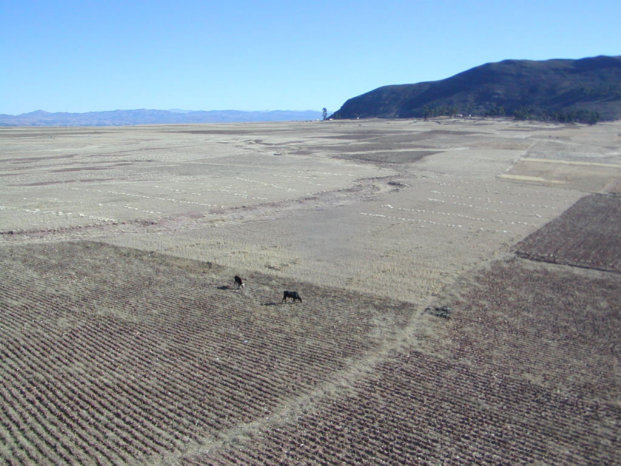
{"left": 234, "top": 275, "right": 245, "bottom": 289}
{"left": 282, "top": 291, "right": 302, "bottom": 303}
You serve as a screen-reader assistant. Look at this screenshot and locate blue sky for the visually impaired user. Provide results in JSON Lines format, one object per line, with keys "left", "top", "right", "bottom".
{"left": 1, "top": 0, "right": 619, "bottom": 115}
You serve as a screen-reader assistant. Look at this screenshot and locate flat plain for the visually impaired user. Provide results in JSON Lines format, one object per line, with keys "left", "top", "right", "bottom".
{"left": 1, "top": 118, "right": 619, "bottom": 463}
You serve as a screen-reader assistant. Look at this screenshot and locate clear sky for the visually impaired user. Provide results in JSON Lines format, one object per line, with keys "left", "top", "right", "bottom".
{"left": 1, "top": 0, "right": 619, "bottom": 115}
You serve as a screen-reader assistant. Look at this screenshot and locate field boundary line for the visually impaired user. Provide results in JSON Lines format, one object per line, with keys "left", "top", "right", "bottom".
{"left": 525, "top": 157, "right": 621, "bottom": 168}
{"left": 514, "top": 250, "right": 621, "bottom": 275}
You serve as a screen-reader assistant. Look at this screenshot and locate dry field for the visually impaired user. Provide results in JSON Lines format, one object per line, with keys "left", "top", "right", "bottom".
{"left": 1, "top": 118, "right": 620, "bottom": 463}
{"left": 515, "top": 193, "right": 621, "bottom": 272}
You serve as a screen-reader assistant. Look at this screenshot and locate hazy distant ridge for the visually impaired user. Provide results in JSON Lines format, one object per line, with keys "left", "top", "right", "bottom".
{"left": 331, "top": 55, "right": 621, "bottom": 123}
{"left": 0, "top": 109, "right": 322, "bottom": 126}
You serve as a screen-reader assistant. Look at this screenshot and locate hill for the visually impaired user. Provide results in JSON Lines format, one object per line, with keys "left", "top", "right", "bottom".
{"left": 0, "top": 109, "right": 322, "bottom": 126}
{"left": 331, "top": 55, "right": 621, "bottom": 123}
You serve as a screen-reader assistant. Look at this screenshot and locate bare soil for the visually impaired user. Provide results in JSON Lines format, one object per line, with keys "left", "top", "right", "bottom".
{"left": 1, "top": 118, "right": 619, "bottom": 464}
{"left": 515, "top": 193, "right": 621, "bottom": 272}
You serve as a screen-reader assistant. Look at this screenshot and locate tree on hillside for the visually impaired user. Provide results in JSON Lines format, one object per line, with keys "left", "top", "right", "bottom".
{"left": 322, "top": 108, "right": 328, "bottom": 120}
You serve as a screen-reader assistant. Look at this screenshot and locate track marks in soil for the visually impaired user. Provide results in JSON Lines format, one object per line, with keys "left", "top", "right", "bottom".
{"left": 187, "top": 252, "right": 620, "bottom": 464}
{"left": 194, "top": 350, "right": 620, "bottom": 464}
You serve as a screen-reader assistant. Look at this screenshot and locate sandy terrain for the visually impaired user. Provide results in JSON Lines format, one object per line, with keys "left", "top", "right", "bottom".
{"left": 2, "top": 118, "right": 618, "bottom": 303}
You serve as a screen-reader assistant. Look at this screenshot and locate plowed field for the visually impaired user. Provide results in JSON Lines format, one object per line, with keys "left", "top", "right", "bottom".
{"left": 194, "top": 351, "right": 619, "bottom": 464}
{"left": 1, "top": 119, "right": 619, "bottom": 463}
{"left": 515, "top": 193, "right": 621, "bottom": 272}
{"left": 445, "top": 258, "right": 620, "bottom": 402}
{"left": 188, "top": 258, "right": 620, "bottom": 464}
{"left": 2, "top": 242, "right": 619, "bottom": 464}
{"left": 0, "top": 241, "right": 415, "bottom": 463}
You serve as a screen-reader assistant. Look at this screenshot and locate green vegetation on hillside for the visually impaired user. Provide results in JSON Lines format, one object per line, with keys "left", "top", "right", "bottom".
{"left": 332, "top": 56, "right": 621, "bottom": 124}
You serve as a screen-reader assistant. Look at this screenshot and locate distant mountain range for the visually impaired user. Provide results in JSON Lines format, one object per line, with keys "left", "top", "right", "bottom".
{"left": 0, "top": 109, "right": 323, "bottom": 127}
{"left": 331, "top": 55, "right": 621, "bottom": 123}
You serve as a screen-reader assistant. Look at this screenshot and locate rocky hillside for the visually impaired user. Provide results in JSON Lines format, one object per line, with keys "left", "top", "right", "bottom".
{"left": 331, "top": 56, "right": 621, "bottom": 123}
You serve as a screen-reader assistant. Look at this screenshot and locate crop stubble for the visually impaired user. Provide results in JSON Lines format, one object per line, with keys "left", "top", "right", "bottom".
{"left": 1, "top": 119, "right": 620, "bottom": 463}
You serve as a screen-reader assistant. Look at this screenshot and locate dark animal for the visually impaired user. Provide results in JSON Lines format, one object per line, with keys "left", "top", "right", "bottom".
{"left": 234, "top": 275, "right": 245, "bottom": 289}
{"left": 424, "top": 306, "right": 452, "bottom": 319}
{"left": 282, "top": 291, "right": 302, "bottom": 303}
